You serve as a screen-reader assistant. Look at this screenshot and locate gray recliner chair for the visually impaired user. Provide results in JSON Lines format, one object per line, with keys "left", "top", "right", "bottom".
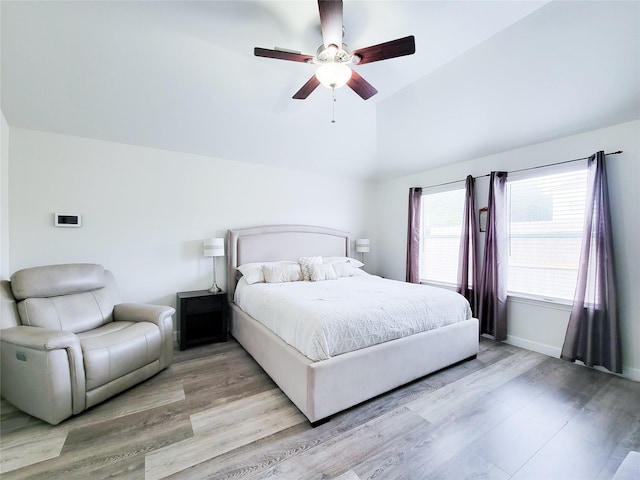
{"left": 0, "top": 263, "right": 175, "bottom": 425}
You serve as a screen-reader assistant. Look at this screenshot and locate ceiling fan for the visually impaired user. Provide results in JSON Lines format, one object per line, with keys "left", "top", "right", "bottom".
{"left": 254, "top": 0, "right": 416, "bottom": 100}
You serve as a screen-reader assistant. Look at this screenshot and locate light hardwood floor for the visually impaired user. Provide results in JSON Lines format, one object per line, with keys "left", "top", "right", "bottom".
{"left": 1, "top": 338, "right": 639, "bottom": 479}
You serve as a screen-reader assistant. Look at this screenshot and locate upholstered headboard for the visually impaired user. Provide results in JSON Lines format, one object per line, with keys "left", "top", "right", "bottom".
{"left": 226, "top": 225, "right": 350, "bottom": 301}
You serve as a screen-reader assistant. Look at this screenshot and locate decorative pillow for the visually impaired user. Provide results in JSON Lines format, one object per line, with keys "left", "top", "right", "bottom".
{"left": 237, "top": 263, "right": 265, "bottom": 285}
{"left": 308, "top": 263, "right": 338, "bottom": 282}
{"left": 323, "top": 256, "right": 365, "bottom": 268}
{"left": 237, "top": 261, "right": 297, "bottom": 285}
{"left": 332, "top": 261, "right": 356, "bottom": 278}
{"left": 298, "top": 256, "right": 323, "bottom": 281}
{"left": 263, "top": 263, "right": 303, "bottom": 283}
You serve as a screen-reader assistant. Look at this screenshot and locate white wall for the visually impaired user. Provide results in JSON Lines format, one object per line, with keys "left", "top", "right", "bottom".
{"left": 6, "top": 122, "right": 639, "bottom": 380}
{"left": 0, "top": 111, "right": 8, "bottom": 280}
{"left": 375, "top": 120, "right": 640, "bottom": 380}
{"left": 8, "top": 128, "right": 376, "bottom": 314}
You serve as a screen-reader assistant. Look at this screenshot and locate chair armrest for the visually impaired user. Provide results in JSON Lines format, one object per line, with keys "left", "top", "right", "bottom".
{"left": 0, "top": 325, "right": 79, "bottom": 351}
{"left": 113, "top": 303, "right": 175, "bottom": 326}
{"left": 114, "top": 303, "right": 175, "bottom": 369}
{"left": 0, "top": 326, "right": 86, "bottom": 423}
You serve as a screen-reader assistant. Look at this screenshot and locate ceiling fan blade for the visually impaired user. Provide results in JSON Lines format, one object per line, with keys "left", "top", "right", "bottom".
{"left": 352, "top": 35, "right": 416, "bottom": 65}
{"left": 254, "top": 47, "right": 313, "bottom": 63}
{"left": 293, "top": 75, "right": 321, "bottom": 99}
{"left": 318, "top": 0, "right": 343, "bottom": 48}
{"left": 347, "top": 70, "right": 378, "bottom": 100}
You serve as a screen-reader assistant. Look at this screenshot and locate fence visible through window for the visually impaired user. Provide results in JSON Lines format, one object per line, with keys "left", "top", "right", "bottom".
{"left": 507, "top": 168, "right": 587, "bottom": 301}
{"left": 420, "top": 187, "right": 464, "bottom": 285}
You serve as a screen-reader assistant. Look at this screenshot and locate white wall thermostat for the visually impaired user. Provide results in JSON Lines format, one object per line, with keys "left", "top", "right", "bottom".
{"left": 54, "top": 213, "right": 82, "bottom": 227}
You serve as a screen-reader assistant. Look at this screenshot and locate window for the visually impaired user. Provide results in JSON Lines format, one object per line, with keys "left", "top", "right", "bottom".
{"left": 420, "top": 186, "right": 465, "bottom": 284}
{"left": 506, "top": 167, "right": 587, "bottom": 301}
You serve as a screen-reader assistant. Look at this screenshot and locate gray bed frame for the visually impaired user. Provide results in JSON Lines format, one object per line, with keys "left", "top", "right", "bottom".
{"left": 227, "top": 225, "right": 479, "bottom": 424}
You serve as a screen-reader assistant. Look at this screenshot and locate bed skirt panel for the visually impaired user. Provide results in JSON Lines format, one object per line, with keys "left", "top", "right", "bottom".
{"left": 231, "top": 302, "right": 479, "bottom": 423}
{"left": 230, "top": 303, "right": 311, "bottom": 415}
{"left": 307, "top": 318, "right": 479, "bottom": 421}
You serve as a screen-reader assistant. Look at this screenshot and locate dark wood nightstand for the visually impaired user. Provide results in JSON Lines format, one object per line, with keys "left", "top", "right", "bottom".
{"left": 176, "top": 290, "right": 228, "bottom": 350}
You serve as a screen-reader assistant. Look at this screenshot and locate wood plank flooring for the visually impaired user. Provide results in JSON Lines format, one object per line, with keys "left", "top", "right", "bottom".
{"left": 1, "top": 338, "right": 639, "bottom": 479}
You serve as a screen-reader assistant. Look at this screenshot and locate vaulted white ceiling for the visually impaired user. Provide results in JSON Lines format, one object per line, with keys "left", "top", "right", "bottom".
{"left": 2, "top": 1, "right": 638, "bottom": 181}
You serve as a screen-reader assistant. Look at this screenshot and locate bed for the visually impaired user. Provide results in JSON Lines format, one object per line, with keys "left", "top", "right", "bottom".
{"left": 227, "top": 225, "right": 479, "bottom": 424}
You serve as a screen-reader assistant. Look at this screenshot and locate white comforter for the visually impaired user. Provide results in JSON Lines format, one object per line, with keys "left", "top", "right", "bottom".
{"left": 234, "top": 274, "right": 472, "bottom": 361}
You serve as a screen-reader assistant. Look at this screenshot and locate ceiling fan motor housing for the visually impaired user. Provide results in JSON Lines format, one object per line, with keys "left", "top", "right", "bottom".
{"left": 314, "top": 43, "right": 356, "bottom": 65}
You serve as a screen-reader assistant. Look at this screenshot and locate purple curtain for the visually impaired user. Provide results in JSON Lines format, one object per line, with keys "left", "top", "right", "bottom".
{"left": 478, "top": 172, "right": 508, "bottom": 341}
{"left": 457, "top": 175, "right": 479, "bottom": 314}
{"left": 406, "top": 187, "right": 422, "bottom": 283}
{"left": 561, "top": 152, "right": 621, "bottom": 373}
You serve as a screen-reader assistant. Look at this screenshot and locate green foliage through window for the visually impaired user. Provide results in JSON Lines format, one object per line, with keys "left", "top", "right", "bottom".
{"left": 509, "top": 183, "right": 552, "bottom": 222}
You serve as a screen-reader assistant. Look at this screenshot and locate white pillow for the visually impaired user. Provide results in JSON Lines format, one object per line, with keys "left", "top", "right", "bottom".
{"left": 353, "top": 268, "right": 370, "bottom": 276}
{"left": 263, "top": 263, "right": 303, "bottom": 283}
{"left": 298, "top": 256, "right": 323, "bottom": 281}
{"left": 323, "top": 256, "right": 364, "bottom": 268}
{"left": 332, "top": 261, "right": 356, "bottom": 278}
{"left": 308, "top": 263, "right": 338, "bottom": 282}
{"left": 237, "top": 263, "right": 265, "bottom": 285}
{"left": 237, "top": 261, "right": 297, "bottom": 285}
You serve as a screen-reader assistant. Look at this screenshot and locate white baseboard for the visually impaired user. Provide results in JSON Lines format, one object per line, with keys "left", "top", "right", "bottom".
{"left": 579, "top": 362, "right": 640, "bottom": 382}
{"left": 618, "top": 365, "right": 640, "bottom": 382}
{"left": 505, "top": 334, "right": 640, "bottom": 382}
{"left": 505, "top": 335, "right": 562, "bottom": 359}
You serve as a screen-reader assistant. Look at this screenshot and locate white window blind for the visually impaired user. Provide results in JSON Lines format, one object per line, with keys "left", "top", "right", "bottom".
{"left": 506, "top": 167, "right": 588, "bottom": 301}
{"left": 420, "top": 187, "right": 465, "bottom": 284}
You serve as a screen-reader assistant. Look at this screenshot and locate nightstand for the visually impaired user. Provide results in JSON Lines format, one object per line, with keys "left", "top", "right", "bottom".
{"left": 176, "top": 290, "right": 228, "bottom": 350}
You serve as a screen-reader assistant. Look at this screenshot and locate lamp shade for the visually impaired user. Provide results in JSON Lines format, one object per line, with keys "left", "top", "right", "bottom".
{"left": 355, "top": 239, "right": 370, "bottom": 253}
{"left": 203, "top": 238, "right": 225, "bottom": 257}
{"left": 315, "top": 63, "right": 352, "bottom": 89}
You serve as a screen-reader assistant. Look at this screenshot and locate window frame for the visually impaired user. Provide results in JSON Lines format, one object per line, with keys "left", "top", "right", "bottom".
{"left": 418, "top": 182, "right": 466, "bottom": 287}
{"left": 505, "top": 162, "right": 588, "bottom": 305}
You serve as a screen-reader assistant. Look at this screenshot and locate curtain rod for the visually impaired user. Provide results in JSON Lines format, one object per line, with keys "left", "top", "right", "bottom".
{"left": 421, "top": 150, "right": 623, "bottom": 190}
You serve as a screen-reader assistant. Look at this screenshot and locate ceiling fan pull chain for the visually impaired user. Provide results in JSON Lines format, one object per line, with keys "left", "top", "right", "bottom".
{"left": 331, "top": 87, "right": 336, "bottom": 124}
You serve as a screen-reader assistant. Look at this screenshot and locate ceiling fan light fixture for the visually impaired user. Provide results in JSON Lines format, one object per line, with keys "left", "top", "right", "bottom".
{"left": 254, "top": 0, "right": 416, "bottom": 100}
{"left": 315, "top": 63, "right": 352, "bottom": 89}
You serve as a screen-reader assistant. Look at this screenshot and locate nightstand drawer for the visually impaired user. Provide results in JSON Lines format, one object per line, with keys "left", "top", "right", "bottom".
{"left": 185, "top": 295, "right": 223, "bottom": 314}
